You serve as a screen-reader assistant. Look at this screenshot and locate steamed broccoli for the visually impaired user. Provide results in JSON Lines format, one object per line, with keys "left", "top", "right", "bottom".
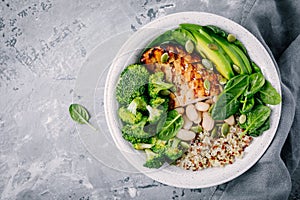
{"left": 164, "top": 138, "right": 188, "bottom": 163}
{"left": 148, "top": 72, "right": 174, "bottom": 98}
{"left": 122, "top": 134, "right": 155, "bottom": 144}
{"left": 143, "top": 149, "right": 165, "bottom": 169}
{"left": 127, "top": 96, "right": 148, "bottom": 114}
{"left": 121, "top": 118, "right": 153, "bottom": 139}
{"left": 150, "top": 97, "right": 165, "bottom": 108}
{"left": 116, "top": 64, "right": 150, "bottom": 105}
{"left": 118, "top": 107, "right": 142, "bottom": 124}
{"left": 151, "top": 139, "right": 167, "bottom": 153}
{"left": 133, "top": 143, "right": 154, "bottom": 150}
{"left": 146, "top": 105, "right": 164, "bottom": 124}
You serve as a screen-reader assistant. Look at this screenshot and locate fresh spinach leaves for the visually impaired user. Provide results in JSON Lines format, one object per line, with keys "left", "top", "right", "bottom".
{"left": 69, "top": 104, "right": 97, "bottom": 131}
{"left": 241, "top": 105, "right": 271, "bottom": 136}
{"left": 157, "top": 110, "right": 184, "bottom": 140}
{"left": 259, "top": 80, "right": 282, "bottom": 105}
{"left": 212, "top": 75, "right": 249, "bottom": 120}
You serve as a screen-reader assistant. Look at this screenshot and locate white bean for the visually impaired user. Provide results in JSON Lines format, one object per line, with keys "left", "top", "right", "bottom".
{"left": 186, "top": 104, "right": 198, "bottom": 122}
{"left": 193, "top": 111, "right": 202, "bottom": 124}
{"left": 224, "top": 115, "right": 235, "bottom": 126}
{"left": 202, "top": 112, "right": 215, "bottom": 131}
{"left": 175, "top": 107, "right": 184, "bottom": 115}
{"left": 176, "top": 129, "right": 196, "bottom": 141}
{"left": 183, "top": 114, "right": 193, "bottom": 130}
{"left": 195, "top": 102, "right": 210, "bottom": 112}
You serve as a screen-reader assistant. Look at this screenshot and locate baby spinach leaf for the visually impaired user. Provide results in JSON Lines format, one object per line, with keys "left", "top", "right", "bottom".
{"left": 157, "top": 110, "right": 184, "bottom": 140}
{"left": 249, "top": 117, "right": 270, "bottom": 137}
{"left": 212, "top": 75, "right": 249, "bottom": 120}
{"left": 245, "top": 73, "right": 265, "bottom": 97}
{"left": 212, "top": 92, "right": 240, "bottom": 120}
{"left": 224, "top": 75, "right": 249, "bottom": 97}
{"left": 240, "top": 96, "right": 255, "bottom": 114}
{"left": 244, "top": 105, "right": 271, "bottom": 135}
{"left": 259, "top": 80, "right": 281, "bottom": 105}
{"left": 69, "top": 104, "right": 97, "bottom": 131}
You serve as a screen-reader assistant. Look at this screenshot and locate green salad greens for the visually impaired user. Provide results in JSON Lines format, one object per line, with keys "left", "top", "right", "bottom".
{"left": 115, "top": 23, "right": 281, "bottom": 169}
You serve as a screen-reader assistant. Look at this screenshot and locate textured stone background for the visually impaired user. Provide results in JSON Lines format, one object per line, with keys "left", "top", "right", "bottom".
{"left": 0, "top": 0, "right": 299, "bottom": 199}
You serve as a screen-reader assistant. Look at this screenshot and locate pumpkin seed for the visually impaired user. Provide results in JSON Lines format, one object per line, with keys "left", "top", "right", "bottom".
{"left": 211, "top": 127, "right": 219, "bottom": 138}
{"left": 221, "top": 123, "right": 229, "bottom": 136}
{"left": 185, "top": 39, "right": 194, "bottom": 53}
{"left": 161, "top": 52, "right": 169, "bottom": 63}
{"left": 202, "top": 58, "right": 213, "bottom": 70}
{"left": 233, "top": 64, "right": 241, "bottom": 74}
{"left": 219, "top": 76, "right": 227, "bottom": 85}
{"left": 239, "top": 114, "right": 247, "bottom": 124}
{"left": 227, "top": 34, "right": 236, "bottom": 42}
{"left": 204, "top": 79, "right": 210, "bottom": 90}
{"left": 208, "top": 43, "right": 218, "bottom": 50}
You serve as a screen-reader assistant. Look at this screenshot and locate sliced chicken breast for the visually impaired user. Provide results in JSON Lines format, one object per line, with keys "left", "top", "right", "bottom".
{"left": 141, "top": 44, "right": 222, "bottom": 108}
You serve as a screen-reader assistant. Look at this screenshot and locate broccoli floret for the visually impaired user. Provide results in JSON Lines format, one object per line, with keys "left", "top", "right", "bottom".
{"left": 116, "top": 64, "right": 150, "bottom": 105}
{"left": 150, "top": 97, "right": 165, "bottom": 108}
{"left": 121, "top": 118, "right": 153, "bottom": 139}
{"left": 164, "top": 138, "right": 185, "bottom": 162}
{"left": 148, "top": 72, "right": 174, "bottom": 98}
{"left": 122, "top": 134, "right": 154, "bottom": 144}
{"left": 133, "top": 143, "right": 154, "bottom": 150}
{"left": 118, "top": 107, "right": 142, "bottom": 124}
{"left": 146, "top": 105, "right": 164, "bottom": 124}
{"left": 151, "top": 139, "right": 167, "bottom": 153}
{"left": 127, "top": 97, "right": 148, "bottom": 114}
{"left": 143, "top": 149, "right": 165, "bottom": 169}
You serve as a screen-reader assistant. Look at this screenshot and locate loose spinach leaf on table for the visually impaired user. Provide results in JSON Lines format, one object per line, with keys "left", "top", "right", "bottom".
{"left": 157, "top": 110, "right": 183, "bottom": 140}
{"left": 69, "top": 104, "right": 97, "bottom": 131}
{"left": 259, "top": 80, "right": 282, "bottom": 105}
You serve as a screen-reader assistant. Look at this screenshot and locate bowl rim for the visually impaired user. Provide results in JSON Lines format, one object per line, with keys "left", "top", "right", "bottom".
{"left": 104, "top": 11, "right": 282, "bottom": 188}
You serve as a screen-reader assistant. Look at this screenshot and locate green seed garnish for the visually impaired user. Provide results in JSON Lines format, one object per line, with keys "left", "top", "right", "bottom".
{"left": 233, "top": 64, "right": 241, "bottom": 74}
{"left": 161, "top": 52, "right": 169, "bottom": 63}
{"left": 185, "top": 40, "right": 194, "bottom": 53}
{"left": 221, "top": 123, "right": 229, "bottom": 136}
{"left": 204, "top": 79, "right": 210, "bottom": 90}
{"left": 202, "top": 58, "right": 213, "bottom": 70}
{"left": 239, "top": 114, "right": 247, "bottom": 124}
{"left": 208, "top": 43, "right": 218, "bottom": 50}
{"left": 227, "top": 34, "right": 236, "bottom": 42}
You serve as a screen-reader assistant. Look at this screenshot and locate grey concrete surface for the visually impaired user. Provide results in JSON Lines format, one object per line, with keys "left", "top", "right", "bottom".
{"left": 0, "top": 0, "right": 299, "bottom": 199}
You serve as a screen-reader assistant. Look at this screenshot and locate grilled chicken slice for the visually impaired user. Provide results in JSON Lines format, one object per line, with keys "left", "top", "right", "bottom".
{"left": 141, "top": 44, "right": 222, "bottom": 108}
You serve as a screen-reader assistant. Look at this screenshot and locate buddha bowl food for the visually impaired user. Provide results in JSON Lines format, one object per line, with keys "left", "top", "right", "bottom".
{"left": 113, "top": 23, "right": 281, "bottom": 171}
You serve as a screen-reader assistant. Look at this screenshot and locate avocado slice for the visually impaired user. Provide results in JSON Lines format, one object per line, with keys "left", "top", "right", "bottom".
{"left": 230, "top": 44, "right": 252, "bottom": 74}
{"left": 180, "top": 25, "right": 234, "bottom": 80}
{"left": 212, "top": 35, "right": 249, "bottom": 75}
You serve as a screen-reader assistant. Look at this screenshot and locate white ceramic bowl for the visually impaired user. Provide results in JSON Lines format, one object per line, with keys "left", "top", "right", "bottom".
{"left": 104, "top": 12, "right": 281, "bottom": 188}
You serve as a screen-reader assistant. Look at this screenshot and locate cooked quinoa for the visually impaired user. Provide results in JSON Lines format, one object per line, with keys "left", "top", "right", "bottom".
{"left": 176, "top": 125, "right": 253, "bottom": 171}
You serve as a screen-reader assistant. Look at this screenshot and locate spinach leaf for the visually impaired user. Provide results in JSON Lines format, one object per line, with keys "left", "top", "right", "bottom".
{"left": 251, "top": 61, "right": 262, "bottom": 73}
{"left": 212, "top": 75, "right": 249, "bottom": 120}
{"left": 204, "top": 25, "right": 228, "bottom": 38}
{"left": 69, "top": 104, "right": 97, "bottom": 131}
{"left": 243, "top": 105, "right": 271, "bottom": 135}
{"left": 240, "top": 96, "right": 255, "bottom": 114}
{"left": 157, "top": 110, "right": 184, "bottom": 140}
{"left": 212, "top": 92, "right": 240, "bottom": 120}
{"left": 249, "top": 117, "right": 270, "bottom": 137}
{"left": 245, "top": 73, "right": 265, "bottom": 97}
{"left": 259, "top": 80, "right": 281, "bottom": 105}
{"left": 224, "top": 74, "right": 249, "bottom": 96}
